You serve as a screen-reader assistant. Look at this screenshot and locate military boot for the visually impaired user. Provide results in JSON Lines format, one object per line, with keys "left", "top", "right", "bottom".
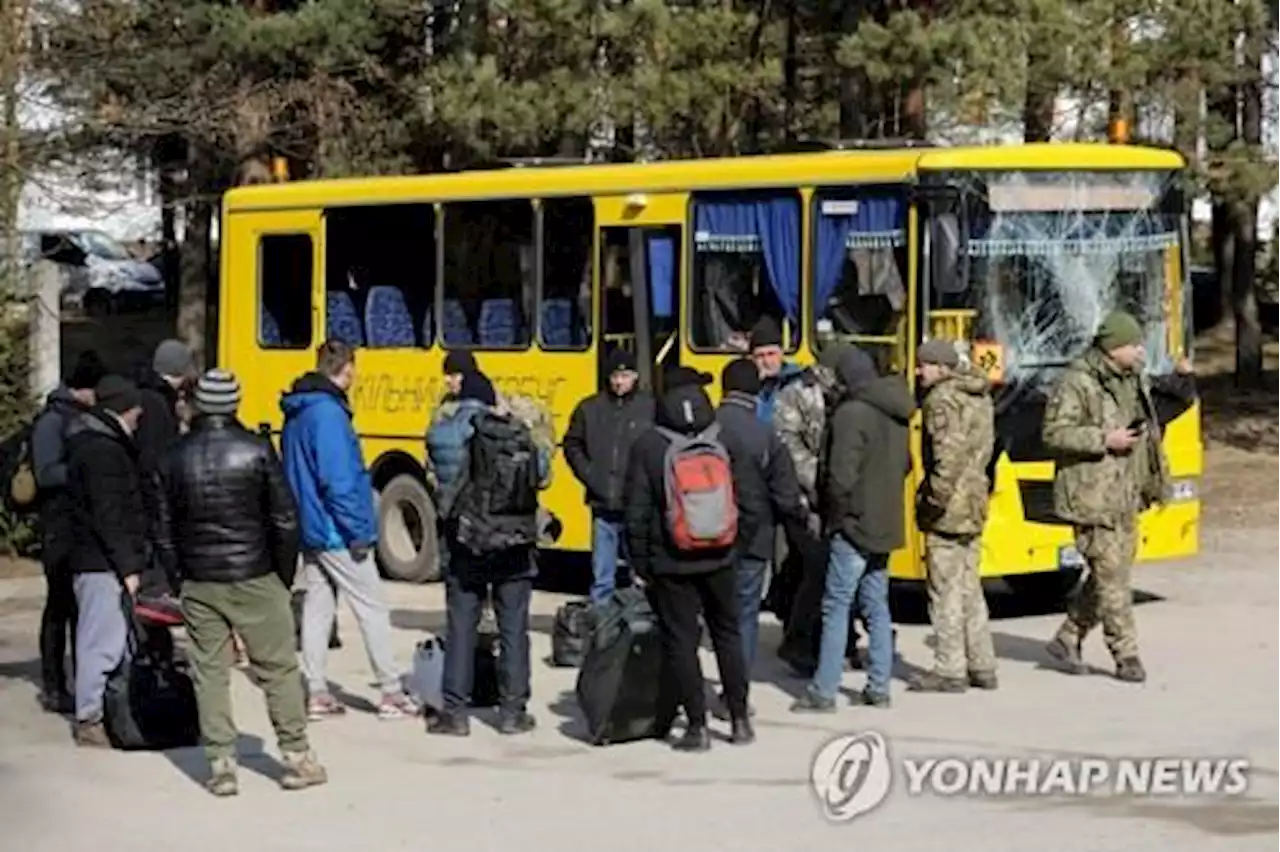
{"left": 910, "top": 671, "right": 966, "bottom": 693}
{"left": 280, "top": 750, "right": 328, "bottom": 791}
{"left": 968, "top": 670, "right": 999, "bottom": 690}
{"left": 1115, "top": 657, "right": 1146, "bottom": 683}
{"left": 1045, "top": 637, "right": 1085, "bottom": 674}
{"left": 206, "top": 757, "right": 239, "bottom": 798}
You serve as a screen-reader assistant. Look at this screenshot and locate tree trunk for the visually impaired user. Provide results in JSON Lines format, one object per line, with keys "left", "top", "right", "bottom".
{"left": 1230, "top": 197, "right": 1262, "bottom": 385}
{"left": 1233, "top": 12, "right": 1265, "bottom": 386}
{"left": 1024, "top": 40, "right": 1057, "bottom": 141}
{"left": 782, "top": 0, "right": 797, "bottom": 147}
{"left": 1211, "top": 201, "right": 1234, "bottom": 330}
{"left": 836, "top": 1, "right": 867, "bottom": 139}
{"left": 178, "top": 199, "right": 214, "bottom": 370}
{"left": 901, "top": 80, "right": 927, "bottom": 140}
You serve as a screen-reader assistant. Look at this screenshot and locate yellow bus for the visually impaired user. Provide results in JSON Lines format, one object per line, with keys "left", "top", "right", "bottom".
{"left": 218, "top": 142, "right": 1201, "bottom": 589}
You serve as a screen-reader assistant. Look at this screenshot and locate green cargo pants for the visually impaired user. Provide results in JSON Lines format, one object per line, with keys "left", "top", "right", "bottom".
{"left": 182, "top": 574, "right": 309, "bottom": 762}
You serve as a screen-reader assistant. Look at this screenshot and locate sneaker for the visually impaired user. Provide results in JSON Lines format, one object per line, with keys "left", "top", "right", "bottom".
{"left": 672, "top": 725, "right": 711, "bottom": 752}
{"left": 968, "top": 670, "right": 999, "bottom": 690}
{"left": 280, "top": 750, "right": 328, "bottom": 791}
{"left": 860, "top": 689, "right": 891, "bottom": 708}
{"left": 73, "top": 718, "right": 111, "bottom": 748}
{"left": 790, "top": 690, "right": 837, "bottom": 714}
{"left": 1115, "top": 657, "right": 1147, "bottom": 683}
{"left": 206, "top": 757, "right": 239, "bottom": 797}
{"left": 378, "top": 691, "right": 421, "bottom": 720}
{"left": 426, "top": 713, "right": 471, "bottom": 737}
{"left": 498, "top": 711, "right": 537, "bottom": 735}
{"left": 307, "top": 693, "right": 347, "bottom": 721}
{"left": 1045, "top": 637, "right": 1085, "bottom": 674}
{"left": 910, "top": 671, "right": 967, "bottom": 693}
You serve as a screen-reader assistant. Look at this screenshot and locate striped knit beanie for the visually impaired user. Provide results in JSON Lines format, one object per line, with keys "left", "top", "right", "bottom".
{"left": 193, "top": 368, "right": 242, "bottom": 416}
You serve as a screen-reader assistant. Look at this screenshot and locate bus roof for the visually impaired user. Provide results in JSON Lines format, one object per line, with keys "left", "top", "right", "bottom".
{"left": 224, "top": 143, "right": 1185, "bottom": 212}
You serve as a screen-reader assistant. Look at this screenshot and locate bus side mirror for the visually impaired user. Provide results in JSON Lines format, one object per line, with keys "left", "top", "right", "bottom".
{"left": 931, "top": 212, "right": 968, "bottom": 295}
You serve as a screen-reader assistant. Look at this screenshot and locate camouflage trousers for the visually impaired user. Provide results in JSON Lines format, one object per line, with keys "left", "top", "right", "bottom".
{"left": 925, "top": 533, "right": 996, "bottom": 679}
{"left": 1056, "top": 524, "right": 1138, "bottom": 660}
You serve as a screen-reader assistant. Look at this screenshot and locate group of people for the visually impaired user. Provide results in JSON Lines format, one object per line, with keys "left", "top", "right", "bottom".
{"left": 563, "top": 310, "right": 1189, "bottom": 747}
{"left": 28, "top": 305, "right": 1189, "bottom": 790}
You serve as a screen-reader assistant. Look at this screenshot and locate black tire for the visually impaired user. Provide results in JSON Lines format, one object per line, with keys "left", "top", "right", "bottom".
{"left": 376, "top": 474, "right": 440, "bottom": 583}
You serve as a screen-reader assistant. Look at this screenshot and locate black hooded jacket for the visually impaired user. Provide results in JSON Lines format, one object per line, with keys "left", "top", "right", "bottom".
{"left": 563, "top": 386, "right": 655, "bottom": 514}
{"left": 821, "top": 373, "right": 917, "bottom": 554}
{"left": 65, "top": 408, "right": 147, "bottom": 580}
{"left": 624, "top": 384, "right": 739, "bottom": 578}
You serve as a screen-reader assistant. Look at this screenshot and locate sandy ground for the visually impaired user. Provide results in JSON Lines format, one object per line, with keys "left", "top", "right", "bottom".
{"left": 0, "top": 521, "right": 1275, "bottom": 852}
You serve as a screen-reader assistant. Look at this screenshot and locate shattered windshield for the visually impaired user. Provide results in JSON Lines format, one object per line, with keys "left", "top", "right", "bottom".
{"left": 929, "top": 169, "right": 1184, "bottom": 385}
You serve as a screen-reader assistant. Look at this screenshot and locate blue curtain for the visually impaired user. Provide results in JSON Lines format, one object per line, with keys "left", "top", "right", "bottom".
{"left": 647, "top": 234, "right": 675, "bottom": 318}
{"left": 814, "top": 194, "right": 905, "bottom": 312}
{"left": 694, "top": 195, "right": 800, "bottom": 321}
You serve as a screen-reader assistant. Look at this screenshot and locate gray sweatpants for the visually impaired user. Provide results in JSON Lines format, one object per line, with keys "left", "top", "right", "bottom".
{"left": 73, "top": 573, "right": 129, "bottom": 723}
{"left": 301, "top": 550, "right": 401, "bottom": 696}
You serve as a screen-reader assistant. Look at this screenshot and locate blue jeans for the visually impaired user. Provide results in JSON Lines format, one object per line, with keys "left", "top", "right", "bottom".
{"left": 590, "top": 514, "right": 628, "bottom": 604}
{"left": 811, "top": 535, "right": 892, "bottom": 700}
{"left": 735, "top": 556, "right": 769, "bottom": 675}
{"left": 442, "top": 569, "right": 532, "bottom": 717}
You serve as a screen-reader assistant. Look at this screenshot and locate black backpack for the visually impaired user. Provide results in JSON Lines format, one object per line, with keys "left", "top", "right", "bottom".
{"left": 453, "top": 411, "right": 540, "bottom": 555}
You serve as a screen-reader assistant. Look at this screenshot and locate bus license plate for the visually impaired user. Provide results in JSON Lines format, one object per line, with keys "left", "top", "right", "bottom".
{"left": 1059, "top": 545, "right": 1084, "bottom": 570}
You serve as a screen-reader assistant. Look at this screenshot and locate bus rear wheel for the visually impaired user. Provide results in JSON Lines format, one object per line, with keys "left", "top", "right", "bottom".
{"left": 376, "top": 474, "right": 440, "bottom": 584}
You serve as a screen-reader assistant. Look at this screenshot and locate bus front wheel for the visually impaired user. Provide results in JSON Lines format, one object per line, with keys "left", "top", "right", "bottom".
{"left": 376, "top": 474, "right": 440, "bottom": 584}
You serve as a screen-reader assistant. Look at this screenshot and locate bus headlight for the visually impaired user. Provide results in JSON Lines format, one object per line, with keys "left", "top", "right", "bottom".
{"left": 1169, "top": 479, "right": 1197, "bottom": 502}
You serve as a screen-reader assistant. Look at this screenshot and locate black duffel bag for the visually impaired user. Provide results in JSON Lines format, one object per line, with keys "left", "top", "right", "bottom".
{"left": 103, "top": 594, "right": 200, "bottom": 751}
{"left": 551, "top": 599, "right": 593, "bottom": 668}
{"left": 574, "top": 586, "right": 663, "bottom": 746}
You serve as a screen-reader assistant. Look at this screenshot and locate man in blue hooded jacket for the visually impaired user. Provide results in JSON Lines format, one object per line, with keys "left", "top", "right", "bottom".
{"left": 749, "top": 316, "right": 805, "bottom": 426}
{"left": 281, "top": 340, "right": 418, "bottom": 722}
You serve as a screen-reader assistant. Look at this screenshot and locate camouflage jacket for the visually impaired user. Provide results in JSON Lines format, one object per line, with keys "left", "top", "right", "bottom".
{"left": 917, "top": 368, "right": 995, "bottom": 537}
{"left": 773, "top": 364, "right": 840, "bottom": 509}
{"left": 426, "top": 389, "right": 557, "bottom": 492}
{"left": 1042, "top": 348, "right": 1169, "bottom": 528}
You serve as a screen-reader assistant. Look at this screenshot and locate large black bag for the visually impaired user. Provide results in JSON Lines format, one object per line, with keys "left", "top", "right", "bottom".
{"left": 103, "top": 595, "right": 199, "bottom": 751}
{"left": 471, "top": 628, "right": 500, "bottom": 708}
{"left": 574, "top": 587, "right": 663, "bottom": 746}
{"left": 551, "top": 599, "right": 593, "bottom": 668}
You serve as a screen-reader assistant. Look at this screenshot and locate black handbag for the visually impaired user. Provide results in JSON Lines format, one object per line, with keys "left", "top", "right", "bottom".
{"left": 103, "top": 593, "right": 200, "bottom": 751}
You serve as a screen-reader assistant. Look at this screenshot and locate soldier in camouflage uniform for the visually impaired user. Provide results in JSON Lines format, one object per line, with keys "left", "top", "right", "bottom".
{"left": 1042, "top": 311, "right": 1169, "bottom": 684}
{"left": 910, "top": 340, "right": 998, "bottom": 693}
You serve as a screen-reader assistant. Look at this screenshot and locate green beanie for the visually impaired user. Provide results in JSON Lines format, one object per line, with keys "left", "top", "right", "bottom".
{"left": 1094, "top": 310, "right": 1144, "bottom": 351}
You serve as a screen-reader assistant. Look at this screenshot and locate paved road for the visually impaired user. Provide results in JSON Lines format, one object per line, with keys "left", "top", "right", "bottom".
{"left": 0, "top": 525, "right": 1275, "bottom": 852}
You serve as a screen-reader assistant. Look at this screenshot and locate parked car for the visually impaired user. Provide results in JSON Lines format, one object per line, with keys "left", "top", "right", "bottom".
{"left": 20, "top": 229, "right": 165, "bottom": 316}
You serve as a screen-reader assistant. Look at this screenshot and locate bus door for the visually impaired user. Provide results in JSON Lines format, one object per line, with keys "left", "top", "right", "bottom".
{"left": 594, "top": 194, "right": 685, "bottom": 393}
{"left": 812, "top": 185, "right": 920, "bottom": 578}
{"left": 219, "top": 209, "right": 323, "bottom": 436}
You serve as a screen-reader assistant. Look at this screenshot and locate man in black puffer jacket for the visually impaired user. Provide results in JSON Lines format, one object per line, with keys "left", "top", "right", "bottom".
{"left": 563, "top": 348, "right": 655, "bottom": 603}
{"left": 625, "top": 366, "right": 753, "bottom": 752}
{"left": 156, "top": 369, "right": 325, "bottom": 797}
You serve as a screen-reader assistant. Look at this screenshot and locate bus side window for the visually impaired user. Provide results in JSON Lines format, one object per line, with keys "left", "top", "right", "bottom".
{"left": 258, "top": 234, "right": 313, "bottom": 349}
{"left": 325, "top": 204, "right": 435, "bottom": 349}
{"left": 812, "top": 188, "right": 908, "bottom": 362}
{"left": 442, "top": 199, "right": 534, "bottom": 350}
{"left": 539, "top": 197, "right": 593, "bottom": 351}
{"left": 689, "top": 191, "right": 800, "bottom": 353}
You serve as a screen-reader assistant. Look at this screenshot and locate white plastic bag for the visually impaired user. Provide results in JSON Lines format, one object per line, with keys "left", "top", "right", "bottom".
{"left": 408, "top": 636, "right": 446, "bottom": 712}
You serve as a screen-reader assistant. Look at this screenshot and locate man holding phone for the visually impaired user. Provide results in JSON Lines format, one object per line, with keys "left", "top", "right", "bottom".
{"left": 1041, "top": 310, "right": 1172, "bottom": 684}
